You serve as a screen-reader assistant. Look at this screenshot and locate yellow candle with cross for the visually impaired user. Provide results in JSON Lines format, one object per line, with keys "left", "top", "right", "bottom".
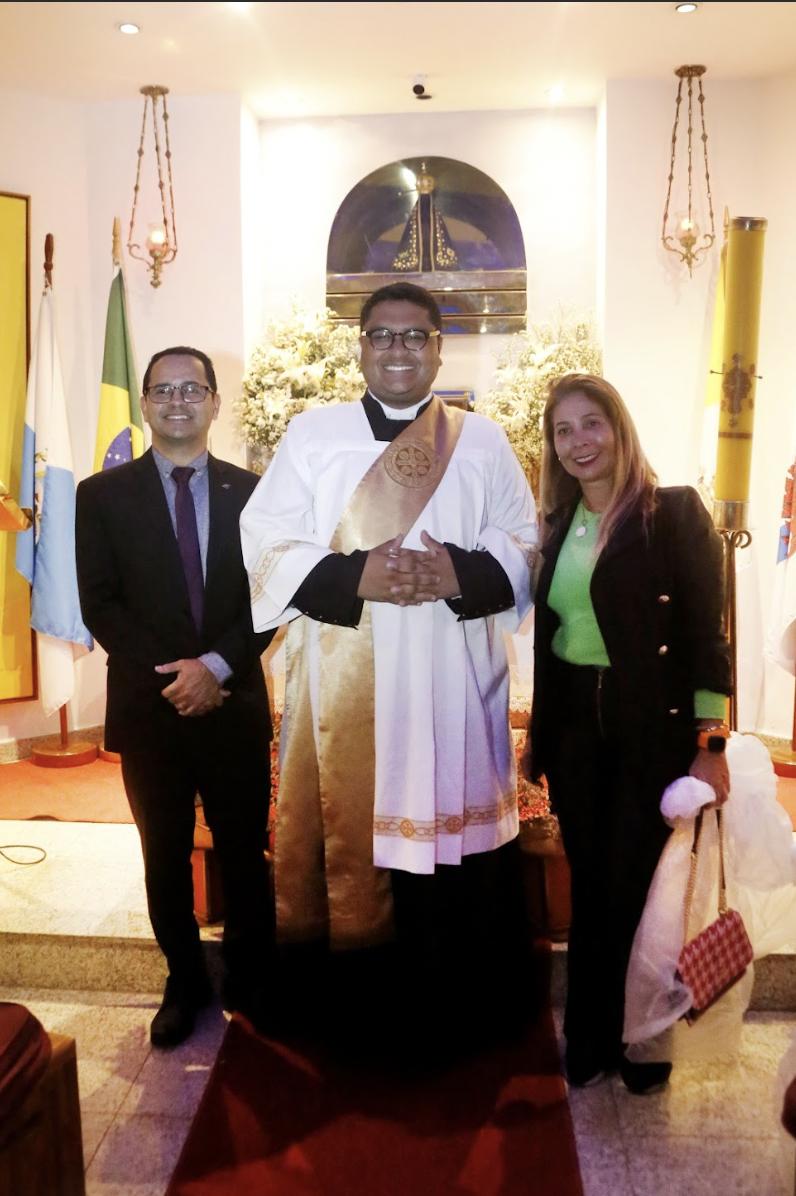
{"left": 713, "top": 216, "right": 767, "bottom": 531}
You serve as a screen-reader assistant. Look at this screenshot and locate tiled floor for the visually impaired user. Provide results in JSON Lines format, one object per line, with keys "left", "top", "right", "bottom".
{"left": 0, "top": 986, "right": 228, "bottom": 1196}
{"left": 0, "top": 986, "right": 793, "bottom": 1196}
{"left": 564, "top": 1011, "right": 796, "bottom": 1195}
{"left": 1, "top": 821, "right": 794, "bottom": 1193}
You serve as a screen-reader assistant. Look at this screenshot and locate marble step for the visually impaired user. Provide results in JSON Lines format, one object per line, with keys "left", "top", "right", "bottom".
{"left": 1, "top": 928, "right": 793, "bottom": 1011}
{"left": 1, "top": 819, "right": 792, "bottom": 1008}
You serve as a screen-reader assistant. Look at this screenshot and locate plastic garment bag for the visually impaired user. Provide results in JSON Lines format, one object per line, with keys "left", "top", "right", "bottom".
{"left": 624, "top": 734, "right": 796, "bottom": 1060}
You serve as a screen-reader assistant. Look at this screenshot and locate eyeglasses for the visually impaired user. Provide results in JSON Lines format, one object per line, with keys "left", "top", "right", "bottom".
{"left": 360, "top": 328, "right": 441, "bottom": 352}
{"left": 144, "top": 382, "right": 214, "bottom": 403}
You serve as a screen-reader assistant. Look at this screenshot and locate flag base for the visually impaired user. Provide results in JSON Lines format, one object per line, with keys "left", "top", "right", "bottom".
{"left": 31, "top": 741, "right": 98, "bottom": 769}
{"left": 772, "top": 746, "right": 796, "bottom": 779}
{"left": 98, "top": 745, "right": 121, "bottom": 764}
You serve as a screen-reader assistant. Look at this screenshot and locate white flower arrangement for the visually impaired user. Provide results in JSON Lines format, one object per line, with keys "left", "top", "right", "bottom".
{"left": 480, "top": 315, "right": 602, "bottom": 484}
{"left": 235, "top": 306, "right": 363, "bottom": 456}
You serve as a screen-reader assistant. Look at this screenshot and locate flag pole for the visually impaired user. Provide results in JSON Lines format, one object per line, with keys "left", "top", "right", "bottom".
{"left": 28, "top": 234, "right": 98, "bottom": 769}
{"left": 95, "top": 217, "right": 128, "bottom": 764}
{"left": 112, "top": 216, "right": 121, "bottom": 268}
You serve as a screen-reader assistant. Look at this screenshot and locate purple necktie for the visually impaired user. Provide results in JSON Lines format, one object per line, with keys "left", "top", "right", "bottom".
{"left": 171, "top": 466, "right": 204, "bottom": 632}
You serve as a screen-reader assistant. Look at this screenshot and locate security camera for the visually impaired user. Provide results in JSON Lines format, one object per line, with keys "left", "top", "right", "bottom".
{"left": 412, "top": 75, "right": 431, "bottom": 100}
{"left": 412, "top": 82, "right": 425, "bottom": 97}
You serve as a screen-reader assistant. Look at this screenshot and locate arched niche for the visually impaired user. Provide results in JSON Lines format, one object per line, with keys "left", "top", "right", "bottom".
{"left": 326, "top": 157, "right": 526, "bottom": 335}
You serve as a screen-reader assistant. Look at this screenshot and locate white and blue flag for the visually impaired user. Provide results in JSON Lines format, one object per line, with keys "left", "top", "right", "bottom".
{"left": 16, "top": 286, "right": 92, "bottom": 716}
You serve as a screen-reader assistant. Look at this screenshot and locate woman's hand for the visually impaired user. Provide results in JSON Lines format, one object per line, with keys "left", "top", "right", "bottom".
{"left": 688, "top": 748, "right": 730, "bottom": 807}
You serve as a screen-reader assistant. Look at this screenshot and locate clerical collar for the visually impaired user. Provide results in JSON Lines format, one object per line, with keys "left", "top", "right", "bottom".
{"left": 366, "top": 390, "right": 433, "bottom": 420}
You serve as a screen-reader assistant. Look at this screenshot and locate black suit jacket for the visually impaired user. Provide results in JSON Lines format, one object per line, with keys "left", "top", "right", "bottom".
{"left": 76, "top": 450, "right": 273, "bottom": 753}
{"left": 530, "top": 486, "right": 732, "bottom": 782}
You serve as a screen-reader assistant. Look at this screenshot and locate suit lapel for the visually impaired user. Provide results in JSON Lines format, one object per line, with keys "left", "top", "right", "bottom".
{"left": 593, "top": 505, "right": 647, "bottom": 571}
{"left": 205, "top": 456, "right": 237, "bottom": 618}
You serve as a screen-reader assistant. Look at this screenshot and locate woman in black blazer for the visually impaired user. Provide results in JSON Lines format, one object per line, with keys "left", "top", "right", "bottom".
{"left": 523, "top": 373, "right": 731, "bottom": 1094}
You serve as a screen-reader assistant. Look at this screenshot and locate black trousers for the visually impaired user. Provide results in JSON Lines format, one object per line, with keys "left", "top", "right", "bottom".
{"left": 121, "top": 718, "right": 273, "bottom": 989}
{"left": 543, "top": 657, "right": 673, "bottom": 1060}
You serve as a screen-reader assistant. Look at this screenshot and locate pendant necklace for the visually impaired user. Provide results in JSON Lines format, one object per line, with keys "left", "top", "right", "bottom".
{"left": 574, "top": 501, "right": 597, "bottom": 538}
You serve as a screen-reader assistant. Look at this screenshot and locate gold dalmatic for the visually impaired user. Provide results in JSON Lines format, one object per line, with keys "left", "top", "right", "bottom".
{"left": 274, "top": 397, "right": 465, "bottom": 948}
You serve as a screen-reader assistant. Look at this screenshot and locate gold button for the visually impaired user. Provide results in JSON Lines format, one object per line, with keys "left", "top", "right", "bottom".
{"left": 658, "top": 594, "right": 671, "bottom": 603}
{"left": 658, "top": 644, "right": 669, "bottom": 656}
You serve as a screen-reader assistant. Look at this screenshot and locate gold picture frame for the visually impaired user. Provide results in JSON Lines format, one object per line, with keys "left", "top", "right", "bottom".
{"left": 0, "top": 191, "right": 35, "bottom": 703}
{"left": 437, "top": 389, "right": 475, "bottom": 411}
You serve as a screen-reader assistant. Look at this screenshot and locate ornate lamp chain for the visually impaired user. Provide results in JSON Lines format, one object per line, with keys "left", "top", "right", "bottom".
{"left": 661, "top": 65, "right": 716, "bottom": 275}
{"left": 697, "top": 75, "right": 716, "bottom": 247}
{"left": 127, "top": 85, "right": 178, "bottom": 287}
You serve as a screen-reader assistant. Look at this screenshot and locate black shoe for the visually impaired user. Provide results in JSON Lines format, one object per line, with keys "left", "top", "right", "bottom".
{"left": 150, "top": 974, "right": 213, "bottom": 1049}
{"left": 619, "top": 1056, "right": 672, "bottom": 1095}
{"left": 564, "top": 1042, "right": 613, "bottom": 1088}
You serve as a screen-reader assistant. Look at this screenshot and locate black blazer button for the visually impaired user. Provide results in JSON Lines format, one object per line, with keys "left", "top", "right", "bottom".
{"left": 658, "top": 644, "right": 669, "bottom": 656}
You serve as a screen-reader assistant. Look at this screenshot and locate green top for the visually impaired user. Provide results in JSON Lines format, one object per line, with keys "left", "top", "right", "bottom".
{"left": 549, "top": 501, "right": 609, "bottom": 667}
{"left": 548, "top": 500, "right": 726, "bottom": 720}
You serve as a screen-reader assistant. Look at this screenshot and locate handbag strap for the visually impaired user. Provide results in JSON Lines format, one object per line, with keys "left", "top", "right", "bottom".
{"left": 682, "top": 807, "right": 727, "bottom": 942}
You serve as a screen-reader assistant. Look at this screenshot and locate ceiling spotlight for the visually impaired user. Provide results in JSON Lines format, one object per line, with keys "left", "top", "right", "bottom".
{"left": 118, "top": 22, "right": 140, "bottom": 34}
{"left": 412, "top": 75, "right": 432, "bottom": 101}
{"left": 675, "top": 3, "right": 698, "bottom": 12}
{"left": 545, "top": 83, "right": 564, "bottom": 105}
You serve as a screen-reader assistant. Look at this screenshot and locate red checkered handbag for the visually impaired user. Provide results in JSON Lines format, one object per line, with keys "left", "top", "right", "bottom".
{"left": 675, "top": 809, "right": 753, "bottom": 1023}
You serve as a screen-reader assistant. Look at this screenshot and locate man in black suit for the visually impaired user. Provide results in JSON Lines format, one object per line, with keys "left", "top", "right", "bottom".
{"left": 76, "top": 346, "right": 274, "bottom": 1048}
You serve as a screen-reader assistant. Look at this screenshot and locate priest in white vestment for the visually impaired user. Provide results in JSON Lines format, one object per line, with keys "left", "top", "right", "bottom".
{"left": 241, "top": 283, "right": 537, "bottom": 1008}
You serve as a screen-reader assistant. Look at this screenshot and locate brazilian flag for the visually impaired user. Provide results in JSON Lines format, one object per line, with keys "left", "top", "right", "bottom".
{"left": 93, "top": 269, "right": 144, "bottom": 472}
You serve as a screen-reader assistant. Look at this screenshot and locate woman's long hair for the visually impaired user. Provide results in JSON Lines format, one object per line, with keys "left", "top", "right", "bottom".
{"left": 539, "top": 373, "right": 657, "bottom": 552}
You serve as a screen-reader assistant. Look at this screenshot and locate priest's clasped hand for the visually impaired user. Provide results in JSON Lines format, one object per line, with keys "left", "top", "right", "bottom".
{"left": 357, "top": 532, "right": 461, "bottom": 606}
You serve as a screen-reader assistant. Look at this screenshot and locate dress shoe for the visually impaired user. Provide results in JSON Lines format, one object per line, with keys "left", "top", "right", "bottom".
{"left": 150, "top": 975, "right": 213, "bottom": 1049}
{"left": 564, "top": 1042, "right": 613, "bottom": 1088}
{"left": 619, "top": 1056, "right": 672, "bottom": 1095}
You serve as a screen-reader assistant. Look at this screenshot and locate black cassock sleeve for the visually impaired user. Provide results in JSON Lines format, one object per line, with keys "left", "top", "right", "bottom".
{"left": 444, "top": 543, "right": 515, "bottom": 620}
{"left": 292, "top": 550, "right": 368, "bottom": 627}
{"left": 291, "top": 543, "right": 514, "bottom": 626}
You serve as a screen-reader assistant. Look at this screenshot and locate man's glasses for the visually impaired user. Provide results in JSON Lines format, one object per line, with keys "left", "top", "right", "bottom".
{"left": 360, "top": 328, "right": 440, "bottom": 352}
{"left": 144, "top": 383, "right": 213, "bottom": 403}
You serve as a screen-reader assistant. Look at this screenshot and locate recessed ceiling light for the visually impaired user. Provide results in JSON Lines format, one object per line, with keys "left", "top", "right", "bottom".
{"left": 118, "top": 22, "right": 140, "bottom": 35}
{"left": 675, "top": 3, "right": 698, "bottom": 12}
{"left": 225, "top": 2, "right": 253, "bottom": 11}
{"left": 545, "top": 83, "right": 564, "bottom": 105}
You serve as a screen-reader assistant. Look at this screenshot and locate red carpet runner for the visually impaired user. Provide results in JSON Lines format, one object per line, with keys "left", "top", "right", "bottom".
{"left": 167, "top": 999, "right": 583, "bottom": 1196}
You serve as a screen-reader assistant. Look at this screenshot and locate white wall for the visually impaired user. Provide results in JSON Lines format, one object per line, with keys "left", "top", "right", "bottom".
{"left": 0, "top": 90, "right": 249, "bottom": 744}
{"left": 753, "top": 73, "right": 796, "bottom": 738}
{"left": 258, "top": 107, "right": 597, "bottom": 403}
{"left": 601, "top": 77, "right": 796, "bottom": 736}
{"left": 2, "top": 79, "right": 794, "bottom": 744}
{"left": 0, "top": 91, "right": 96, "bottom": 743}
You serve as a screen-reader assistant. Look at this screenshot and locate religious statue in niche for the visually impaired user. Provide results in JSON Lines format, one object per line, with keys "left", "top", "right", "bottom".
{"left": 326, "top": 156, "right": 526, "bottom": 335}
{"left": 392, "top": 165, "right": 459, "bottom": 272}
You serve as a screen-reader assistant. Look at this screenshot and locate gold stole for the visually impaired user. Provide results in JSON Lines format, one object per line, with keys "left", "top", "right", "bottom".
{"left": 274, "top": 397, "right": 466, "bottom": 948}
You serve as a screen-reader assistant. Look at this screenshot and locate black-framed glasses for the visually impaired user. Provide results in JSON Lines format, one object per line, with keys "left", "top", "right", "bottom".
{"left": 360, "top": 328, "right": 441, "bottom": 352}
{"left": 144, "top": 382, "right": 214, "bottom": 403}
